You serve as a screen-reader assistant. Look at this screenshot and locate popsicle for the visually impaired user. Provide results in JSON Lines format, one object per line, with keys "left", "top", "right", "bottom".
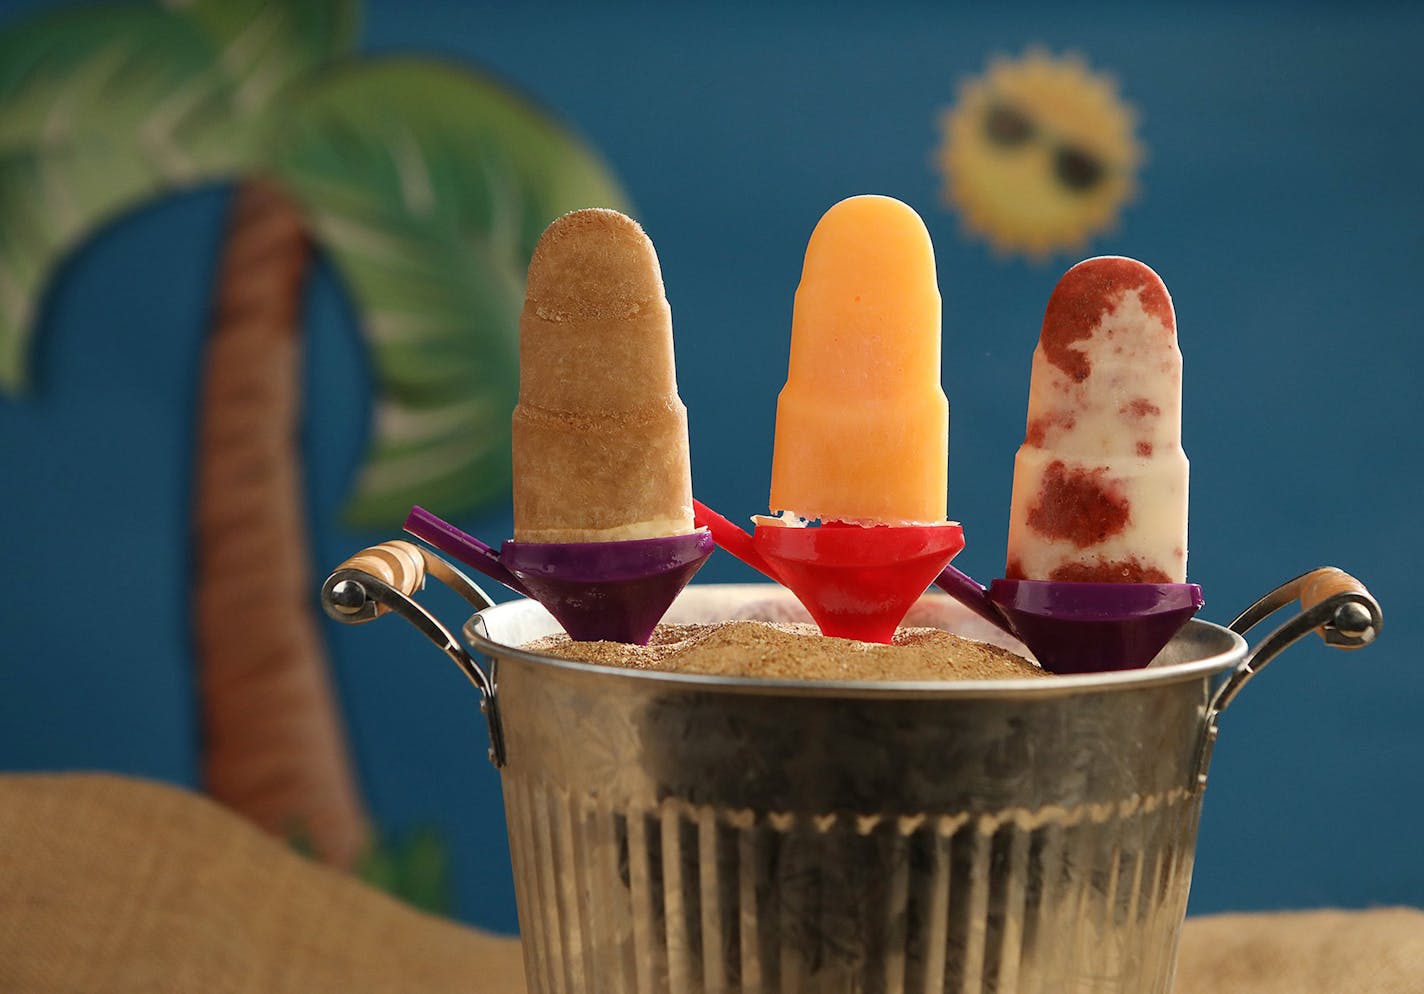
{"left": 1004, "top": 256, "right": 1187, "bottom": 584}
{"left": 512, "top": 209, "right": 695, "bottom": 543}
{"left": 697, "top": 195, "right": 963, "bottom": 643}
{"left": 769, "top": 195, "right": 950, "bottom": 525}
{"left": 401, "top": 208, "right": 709, "bottom": 645}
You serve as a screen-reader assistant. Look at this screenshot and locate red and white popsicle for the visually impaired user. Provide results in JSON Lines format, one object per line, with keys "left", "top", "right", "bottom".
{"left": 1005, "top": 256, "right": 1188, "bottom": 584}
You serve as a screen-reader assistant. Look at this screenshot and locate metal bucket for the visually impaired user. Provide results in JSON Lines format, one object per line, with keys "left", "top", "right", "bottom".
{"left": 322, "top": 547, "right": 1381, "bottom": 994}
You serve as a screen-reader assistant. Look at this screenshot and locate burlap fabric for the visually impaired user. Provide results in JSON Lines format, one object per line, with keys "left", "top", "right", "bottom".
{"left": 0, "top": 774, "right": 524, "bottom": 994}
{"left": 0, "top": 773, "right": 1419, "bottom": 993}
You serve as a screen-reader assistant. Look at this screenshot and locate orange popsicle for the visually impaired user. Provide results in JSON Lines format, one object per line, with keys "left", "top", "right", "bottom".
{"left": 769, "top": 195, "right": 949, "bottom": 524}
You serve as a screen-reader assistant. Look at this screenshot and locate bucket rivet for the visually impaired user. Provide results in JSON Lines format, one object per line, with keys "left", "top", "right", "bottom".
{"left": 1333, "top": 601, "right": 1373, "bottom": 639}
{"left": 328, "top": 580, "right": 368, "bottom": 615}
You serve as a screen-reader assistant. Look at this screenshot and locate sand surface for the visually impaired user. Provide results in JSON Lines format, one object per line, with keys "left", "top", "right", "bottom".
{"left": 522, "top": 620, "right": 1046, "bottom": 681}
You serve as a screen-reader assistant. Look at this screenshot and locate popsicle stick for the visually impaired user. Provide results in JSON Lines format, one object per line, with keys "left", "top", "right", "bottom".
{"left": 933, "top": 564, "right": 1014, "bottom": 634}
{"left": 692, "top": 499, "right": 775, "bottom": 578}
{"left": 403, "top": 505, "right": 531, "bottom": 597}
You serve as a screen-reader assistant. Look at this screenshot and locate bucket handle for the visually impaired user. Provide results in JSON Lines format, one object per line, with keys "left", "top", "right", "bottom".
{"left": 1194, "top": 567, "right": 1381, "bottom": 787}
{"left": 1214, "top": 567, "right": 1381, "bottom": 714}
{"left": 320, "top": 541, "right": 506, "bottom": 767}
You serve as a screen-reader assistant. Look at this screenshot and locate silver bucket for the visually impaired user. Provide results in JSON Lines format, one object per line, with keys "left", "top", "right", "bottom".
{"left": 322, "top": 549, "right": 1381, "bottom": 994}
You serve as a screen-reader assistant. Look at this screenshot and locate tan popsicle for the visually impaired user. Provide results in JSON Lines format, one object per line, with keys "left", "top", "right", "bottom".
{"left": 512, "top": 209, "right": 695, "bottom": 544}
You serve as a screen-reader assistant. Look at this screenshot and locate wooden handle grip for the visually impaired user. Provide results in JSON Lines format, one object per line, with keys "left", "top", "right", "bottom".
{"left": 1299, "top": 567, "right": 1370, "bottom": 615}
{"left": 1299, "top": 567, "right": 1381, "bottom": 644}
{"left": 338, "top": 541, "right": 427, "bottom": 598}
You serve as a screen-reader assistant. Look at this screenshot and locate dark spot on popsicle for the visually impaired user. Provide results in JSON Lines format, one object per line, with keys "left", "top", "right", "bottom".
{"left": 1049, "top": 558, "right": 1172, "bottom": 584}
{"left": 1039, "top": 258, "right": 1175, "bottom": 383}
{"left": 1136, "top": 441, "right": 1153, "bottom": 457}
{"left": 1024, "top": 413, "right": 1075, "bottom": 448}
{"left": 1026, "top": 461, "right": 1130, "bottom": 548}
{"left": 1005, "top": 558, "right": 1026, "bottom": 580}
{"left": 1121, "top": 398, "right": 1160, "bottom": 418}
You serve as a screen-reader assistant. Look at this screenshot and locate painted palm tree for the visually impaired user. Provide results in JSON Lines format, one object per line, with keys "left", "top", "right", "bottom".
{"left": 0, "top": 0, "right": 625, "bottom": 869}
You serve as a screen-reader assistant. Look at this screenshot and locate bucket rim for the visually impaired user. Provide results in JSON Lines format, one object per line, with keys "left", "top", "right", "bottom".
{"left": 462, "top": 583, "right": 1247, "bottom": 700}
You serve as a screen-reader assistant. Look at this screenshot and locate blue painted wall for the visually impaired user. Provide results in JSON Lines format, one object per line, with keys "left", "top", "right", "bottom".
{"left": 2, "top": 1, "right": 1420, "bottom": 930}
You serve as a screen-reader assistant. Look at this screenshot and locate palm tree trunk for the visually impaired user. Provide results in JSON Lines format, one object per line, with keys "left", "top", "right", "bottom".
{"left": 193, "top": 177, "right": 370, "bottom": 869}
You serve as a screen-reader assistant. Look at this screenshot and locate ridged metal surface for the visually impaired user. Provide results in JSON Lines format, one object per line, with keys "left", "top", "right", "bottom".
{"left": 319, "top": 545, "right": 1377, "bottom": 990}
{"left": 317, "top": 564, "right": 1375, "bottom": 992}
{"left": 504, "top": 775, "right": 1202, "bottom": 994}
{"left": 465, "top": 587, "right": 1243, "bottom": 994}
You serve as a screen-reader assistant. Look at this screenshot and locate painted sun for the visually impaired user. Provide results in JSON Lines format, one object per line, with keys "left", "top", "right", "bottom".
{"left": 936, "top": 49, "right": 1143, "bottom": 260}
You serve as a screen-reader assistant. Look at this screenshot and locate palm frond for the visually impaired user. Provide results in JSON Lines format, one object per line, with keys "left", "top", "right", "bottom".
{"left": 0, "top": 5, "right": 257, "bottom": 391}
{"left": 271, "top": 60, "right": 628, "bottom": 524}
{"left": 174, "top": 0, "right": 359, "bottom": 113}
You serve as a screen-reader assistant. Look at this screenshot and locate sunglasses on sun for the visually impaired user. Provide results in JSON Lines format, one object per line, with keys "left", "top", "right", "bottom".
{"left": 983, "top": 102, "right": 1108, "bottom": 193}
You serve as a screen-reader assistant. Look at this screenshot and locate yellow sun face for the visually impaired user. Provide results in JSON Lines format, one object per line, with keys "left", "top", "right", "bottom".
{"left": 936, "top": 50, "right": 1143, "bottom": 260}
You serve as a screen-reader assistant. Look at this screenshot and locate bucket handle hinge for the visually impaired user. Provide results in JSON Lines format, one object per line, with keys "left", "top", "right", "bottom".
{"left": 1195, "top": 567, "right": 1381, "bottom": 786}
{"left": 320, "top": 541, "right": 506, "bottom": 768}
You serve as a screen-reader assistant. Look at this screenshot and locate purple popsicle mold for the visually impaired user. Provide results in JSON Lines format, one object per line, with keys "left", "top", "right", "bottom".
{"left": 404, "top": 506, "right": 712, "bottom": 646}
{"left": 936, "top": 565, "right": 1203, "bottom": 674}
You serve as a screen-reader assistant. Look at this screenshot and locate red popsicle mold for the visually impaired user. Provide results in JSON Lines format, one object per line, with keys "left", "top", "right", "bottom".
{"left": 693, "top": 500, "right": 965, "bottom": 643}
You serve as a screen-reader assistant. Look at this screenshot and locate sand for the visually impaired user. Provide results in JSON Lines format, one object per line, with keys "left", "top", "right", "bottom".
{"left": 521, "top": 620, "right": 1046, "bottom": 682}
